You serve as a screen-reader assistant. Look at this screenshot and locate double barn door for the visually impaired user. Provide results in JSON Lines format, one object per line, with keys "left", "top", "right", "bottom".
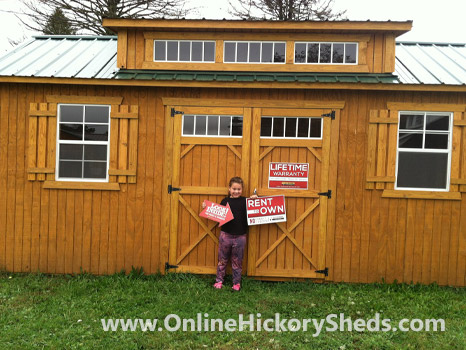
{"left": 165, "top": 101, "right": 337, "bottom": 280}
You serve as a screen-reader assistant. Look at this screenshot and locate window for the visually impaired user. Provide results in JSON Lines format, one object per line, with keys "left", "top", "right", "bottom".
{"left": 294, "top": 42, "right": 358, "bottom": 64}
{"left": 182, "top": 115, "right": 243, "bottom": 137}
{"left": 57, "top": 104, "right": 110, "bottom": 181}
{"left": 154, "top": 40, "right": 216, "bottom": 62}
{"left": 395, "top": 112, "right": 452, "bottom": 191}
{"left": 260, "top": 117, "right": 322, "bottom": 139}
{"left": 224, "top": 41, "right": 286, "bottom": 63}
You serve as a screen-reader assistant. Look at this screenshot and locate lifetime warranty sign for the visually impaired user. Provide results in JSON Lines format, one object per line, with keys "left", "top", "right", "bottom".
{"left": 246, "top": 195, "right": 287, "bottom": 226}
{"left": 268, "top": 162, "right": 309, "bottom": 190}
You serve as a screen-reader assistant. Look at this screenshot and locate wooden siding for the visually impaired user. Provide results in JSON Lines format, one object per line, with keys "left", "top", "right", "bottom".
{"left": 0, "top": 83, "right": 465, "bottom": 286}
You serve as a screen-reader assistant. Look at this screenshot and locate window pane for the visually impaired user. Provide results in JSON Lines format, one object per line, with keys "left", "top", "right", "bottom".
{"left": 237, "top": 42, "right": 248, "bottom": 62}
{"left": 397, "top": 152, "right": 448, "bottom": 189}
{"left": 84, "top": 162, "right": 106, "bottom": 179}
{"left": 219, "top": 116, "right": 231, "bottom": 136}
{"left": 398, "top": 133, "right": 423, "bottom": 148}
{"left": 400, "top": 114, "right": 424, "bottom": 130}
{"left": 60, "top": 144, "right": 82, "bottom": 160}
{"left": 426, "top": 115, "right": 449, "bottom": 131}
{"left": 307, "top": 44, "right": 319, "bottom": 63}
{"left": 285, "top": 118, "right": 297, "bottom": 137}
{"left": 310, "top": 118, "right": 322, "bottom": 138}
{"left": 232, "top": 117, "right": 243, "bottom": 136}
{"left": 295, "top": 43, "right": 306, "bottom": 63}
{"left": 207, "top": 115, "right": 219, "bottom": 135}
{"left": 261, "top": 117, "right": 272, "bottom": 137}
{"left": 425, "top": 134, "right": 449, "bottom": 149}
{"left": 183, "top": 115, "right": 194, "bottom": 135}
{"left": 195, "top": 115, "right": 207, "bottom": 135}
{"left": 84, "top": 145, "right": 107, "bottom": 161}
{"left": 154, "top": 41, "right": 166, "bottom": 61}
{"left": 60, "top": 105, "right": 83, "bottom": 122}
{"left": 60, "top": 124, "right": 83, "bottom": 140}
{"left": 85, "top": 125, "right": 108, "bottom": 141}
{"left": 273, "top": 43, "right": 285, "bottom": 63}
{"left": 297, "top": 118, "right": 309, "bottom": 137}
{"left": 250, "top": 43, "right": 261, "bottom": 62}
{"left": 192, "top": 42, "right": 203, "bottom": 61}
{"left": 345, "top": 43, "right": 357, "bottom": 63}
{"left": 167, "top": 41, "right": 178, "bottom": 61}
{"left": 179, "top": 41, "right": 190, "bottom": 61}
{"left": 224, "top": 42, "right": 236, "bottom": 62}
{"left": 204, "top": 42, "right": 215, "bottom": 62}
{"left": 261, "top": 43, "right": 273, "bottom": 63}
{"left": 272, "top": 118, "right": 285, "bottom": 137}
{"left": 332, "top": 43, "right": 344, "bottom": 63}
{"left": 85, "top": 106, "right": 109, "bottom": 123}
{"left": 59, "top": 161, "right": 82, "bottom": 178}
{"left": 320, "top": 44, "right": 331, "bottom": 63}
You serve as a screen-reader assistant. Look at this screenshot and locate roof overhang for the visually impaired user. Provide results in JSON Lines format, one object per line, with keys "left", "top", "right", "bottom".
{"left": 102, "top": 18, "right": 412, "bottom": 37}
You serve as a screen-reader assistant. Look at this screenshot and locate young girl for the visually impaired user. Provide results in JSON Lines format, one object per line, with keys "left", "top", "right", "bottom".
{"left": 203, "top": 176, "right": 257, "bottom": 291}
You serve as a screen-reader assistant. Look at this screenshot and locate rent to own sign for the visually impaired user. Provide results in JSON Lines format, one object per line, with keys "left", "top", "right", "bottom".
{"left": 199, "top": 201, "right": 234, "bottom": 226}
{"left": 246, "top": 195, "right": 286, "bottom": 226}
{"left": 268, "top": 162, "right": 309, "bottom": 189}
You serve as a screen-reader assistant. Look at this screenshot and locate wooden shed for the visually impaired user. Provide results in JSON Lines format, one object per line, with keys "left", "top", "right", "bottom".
{"left": 0, "top": 19, "right": 465, "bottom": 286}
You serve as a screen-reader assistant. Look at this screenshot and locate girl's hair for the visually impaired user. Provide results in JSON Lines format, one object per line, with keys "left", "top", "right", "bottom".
{"left": 229, "top": 176, "right": 244, "bottom": 187}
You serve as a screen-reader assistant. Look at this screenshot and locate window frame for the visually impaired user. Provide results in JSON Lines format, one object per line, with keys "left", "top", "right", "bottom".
{"left": 223, "top": 41, "right": 287, "bottom": 64}
{"left": 394, "top": 110, "right": 453, "bottom": 192}
{"left": 55, "top": 103, "right": 111, "bottom": 183}
{"left": 181, "top": 114, "right": 244, "bottom": 138}
{"left": 260, "top": 116, "right": 323, "bottom": 140}
{"left": 153, "top": 40, "right": 216, "bottom": 63}
{"left": 294, "top": 42, "right": 359, "bottom": 65}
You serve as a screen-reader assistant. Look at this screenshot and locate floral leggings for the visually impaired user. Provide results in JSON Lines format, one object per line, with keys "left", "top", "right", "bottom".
{"left": 215, "top": 231, "right": 247, "bottom": 285}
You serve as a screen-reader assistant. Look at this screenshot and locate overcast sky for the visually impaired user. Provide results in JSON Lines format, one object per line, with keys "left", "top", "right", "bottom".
{"left": 0, "top": 0, "right": 465, "bottom": 53}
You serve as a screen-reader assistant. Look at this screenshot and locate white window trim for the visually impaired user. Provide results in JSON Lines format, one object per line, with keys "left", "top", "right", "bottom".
{"left": 153, "top": 40, "right": 216, "bottom": 63}
{"left": 223, "top": 41, "right": 286, "bottom": 64}
{"left": 294, "top": 42, "right": 358, "bottom": 65}
{"left": 181, "top": 114, "right": 243, "bottom": 138}
{"left": 56, "top": 104, "right": 111, "bottom": 182}
{"left": 260, "top": 116, "right": 323, "bottom": 140}
{"left": 394, "top": 111, "right": 453, "bottom": 192}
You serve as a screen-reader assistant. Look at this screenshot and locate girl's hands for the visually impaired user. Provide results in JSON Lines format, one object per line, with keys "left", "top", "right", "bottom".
{"left": 202, "top": 200, "right": 206, "bottom": 209}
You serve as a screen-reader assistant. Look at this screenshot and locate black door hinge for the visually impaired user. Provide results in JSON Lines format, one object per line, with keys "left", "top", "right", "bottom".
{"left": 171, "top": 108, "right": 184, "bottom": 117}
{"left": 322, "top": 111, "right": 335, "bottom": 120}
{"left": 315, "top": 267, "right": 329, "bottom": 276}
{"left": 165, "top": 262, "right": 178, "bottom": 271}
{"left": 168, "top": 185, "right": 182, "bottom": 194}
{"left": 318, "top": 190, "right": 332, "bottom": 198}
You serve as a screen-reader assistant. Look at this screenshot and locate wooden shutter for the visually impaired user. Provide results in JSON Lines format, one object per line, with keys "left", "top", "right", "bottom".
{"left": 366, "top": 109, "right": 398, "bottom": 190}
{"left": 27, "top": 103, "right": 57, "bottom": 181}
{"left": 109, "top": 105, "right": 139, "bottom": 183}
{"left": 451, "top": 111, "right": 466, "bottom": 192}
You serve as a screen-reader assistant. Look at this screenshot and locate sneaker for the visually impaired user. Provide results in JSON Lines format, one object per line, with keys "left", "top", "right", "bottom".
{"left": 232, "top": 284, "right": 241, "bottom": 291}
{"left": 213, "top": 282, "right": 223, "bottom": 289}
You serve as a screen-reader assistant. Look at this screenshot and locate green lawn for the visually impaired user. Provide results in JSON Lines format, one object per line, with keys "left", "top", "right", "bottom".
{"left": 0, "top": 271, "right": 464, "bottom": 349}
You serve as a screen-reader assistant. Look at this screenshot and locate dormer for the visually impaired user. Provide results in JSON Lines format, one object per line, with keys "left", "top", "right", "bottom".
{"left": 103, "top": 19, "right": 412, "bottom": 74}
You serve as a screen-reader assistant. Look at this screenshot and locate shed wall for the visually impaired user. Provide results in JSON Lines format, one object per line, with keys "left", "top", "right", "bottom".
{"left": 0, "top": 82, "right": 464, "bottom": 286}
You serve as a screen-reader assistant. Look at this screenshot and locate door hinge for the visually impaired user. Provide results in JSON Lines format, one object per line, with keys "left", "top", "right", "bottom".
{"left": 168, "top": 185, "right": 182, "bottom": 194}
{"left": 318, "top": 189, "right": 332, "bottom": 198}
{"left": 171, "top": 108, "right": 184, "bottom": 117}
{"left": 322, "top": 111, "right": 335, "bottom": 120}
{"left": 165, "top": 262, "right": 178, "bottom": 271}
{"left": 315, "top": 267, "right": 329, "bottom": 276}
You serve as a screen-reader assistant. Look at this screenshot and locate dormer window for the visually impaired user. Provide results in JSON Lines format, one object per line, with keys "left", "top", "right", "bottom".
{"left": 224, "top": 41, "right": 286, "bottom": 63}
{"left": 294, "top": 42, "right": 358, "bottom": 64}
{"left": 154, "top": 40, "right": 216, "bottom": 62}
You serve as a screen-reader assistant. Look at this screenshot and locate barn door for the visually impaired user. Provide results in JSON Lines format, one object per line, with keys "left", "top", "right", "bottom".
{"left": 247, "top": 108, "right": 333, "bottom": 279}
{"left": 167, "top": 106, "right": 252, "bottom": 274}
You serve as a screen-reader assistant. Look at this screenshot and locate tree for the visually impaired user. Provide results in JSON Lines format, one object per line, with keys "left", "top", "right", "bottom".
{"left": 42, "top": 8, "right": 76, "bottom": 35}
{"left": 228, "top": 0, "right": 346, "bottom": 21}
{"left": 20, "top": 0, "right": 191, "bottom": 35}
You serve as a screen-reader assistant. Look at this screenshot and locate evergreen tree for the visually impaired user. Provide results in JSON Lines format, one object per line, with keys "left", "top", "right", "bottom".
{"left": 42, "top": 8, "right": 76, "bottom": 35}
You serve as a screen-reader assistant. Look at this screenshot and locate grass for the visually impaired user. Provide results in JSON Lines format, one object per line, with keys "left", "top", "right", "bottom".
{"left": 0, "top": 270, "right": 464, "bottom": 349}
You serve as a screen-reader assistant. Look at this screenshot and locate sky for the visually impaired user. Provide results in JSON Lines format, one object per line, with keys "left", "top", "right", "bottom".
{"left": 0, "top": 0, "right": 465, "bottom": 54}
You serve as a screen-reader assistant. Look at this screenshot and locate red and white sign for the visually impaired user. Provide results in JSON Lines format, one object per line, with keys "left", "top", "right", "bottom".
{"left": 246, "top": 195, "right": 286, "bottom": 226}
{"left": 199, "top": 201, "right": 234, "bottom": 226}
{"left": 269, "top": 162, "right": 309, "bottom": 190}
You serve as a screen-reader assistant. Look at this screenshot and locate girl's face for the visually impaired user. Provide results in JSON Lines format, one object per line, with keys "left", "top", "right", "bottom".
{"left": 229, "top": 182, "right": 243, "bottom": 198}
